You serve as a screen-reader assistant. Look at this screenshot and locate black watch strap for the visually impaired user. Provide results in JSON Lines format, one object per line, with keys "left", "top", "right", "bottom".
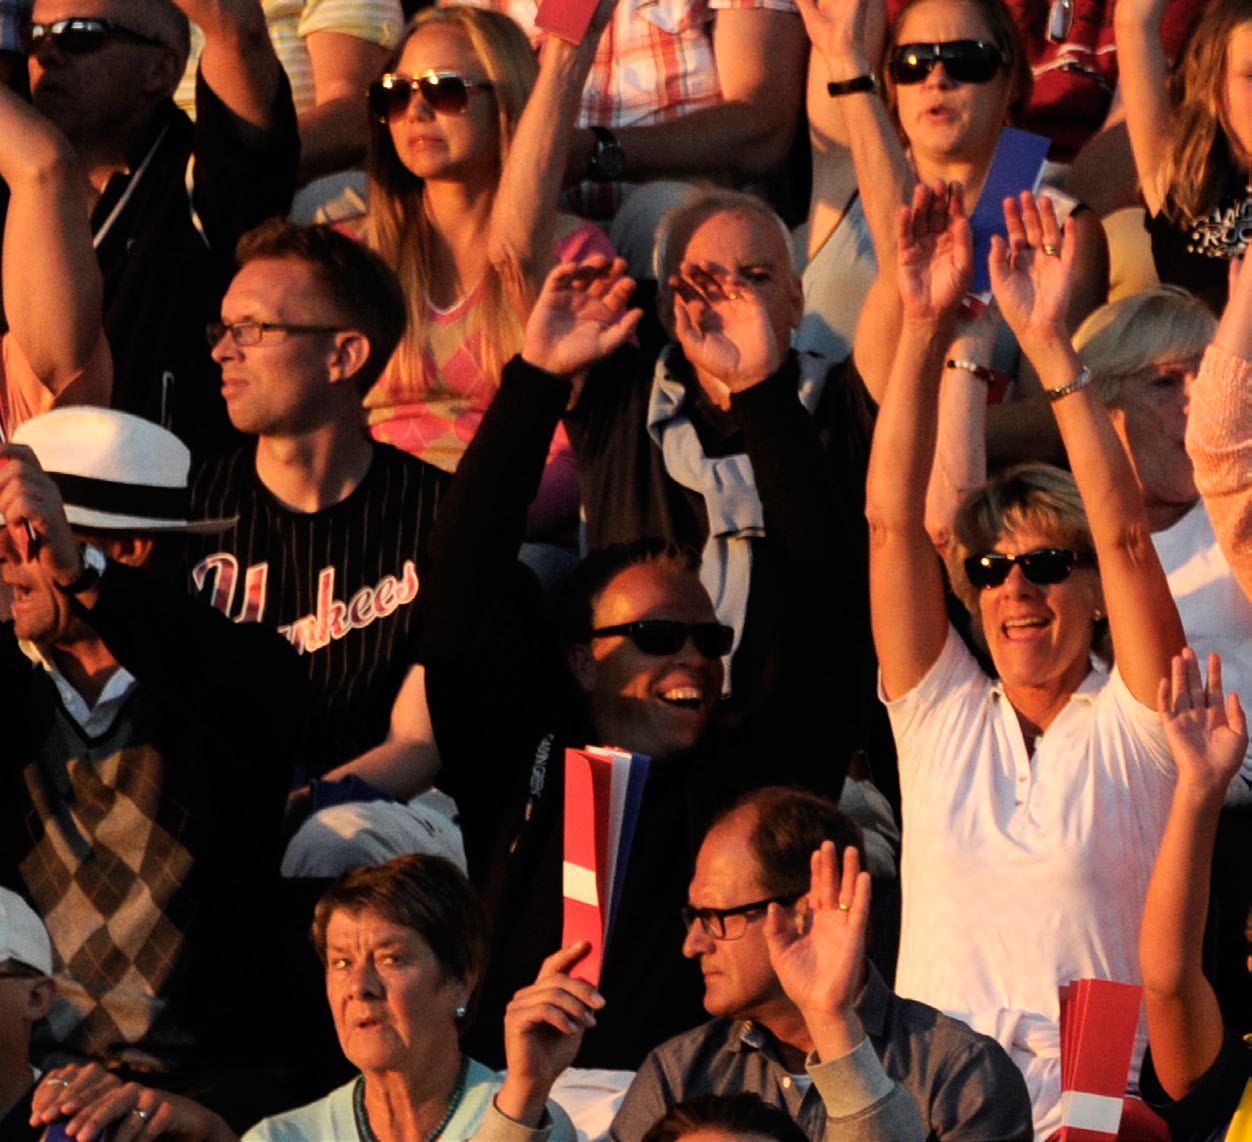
{"left": 587, "top": 125, "right": 626, "bottom": 181}
{"left": 826, "top": 74, "right": 880, "bottom": 97}
{"left": 54, "top": 543, "right": 106, "bottom": 596}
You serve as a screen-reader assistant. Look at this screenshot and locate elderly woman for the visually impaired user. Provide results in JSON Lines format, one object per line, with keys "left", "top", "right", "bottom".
{"left": 32, "top": 855, "right": 592, "bottom": 1142}
{"left": 866, "top": 183, "right": 1184, "bottom": 1139}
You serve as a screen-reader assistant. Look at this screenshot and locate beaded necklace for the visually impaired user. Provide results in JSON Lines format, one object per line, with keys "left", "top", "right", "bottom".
{"left": 353, "top": 1056, "right": 472, "bottom": 1142}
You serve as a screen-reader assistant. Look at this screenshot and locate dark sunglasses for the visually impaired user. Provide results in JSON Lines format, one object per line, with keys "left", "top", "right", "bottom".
{"left": 964, "top": 547, "right": 1086, "bottom": 590}
{"left": 590, "top": 619, "right": 734, "bottom": 659}
{"left": 889, "top": 40, "right": 1005, "bottom": 85}
{"left": 368, "top": 71, "right": 494, "bottom": 121}
{"left": 23, "top": 17, "right": 166, "bottom": 55}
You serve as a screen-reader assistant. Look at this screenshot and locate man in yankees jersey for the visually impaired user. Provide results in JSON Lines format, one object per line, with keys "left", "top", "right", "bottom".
{"left": 187, "top": 220, "right": 455, "bottom": 877}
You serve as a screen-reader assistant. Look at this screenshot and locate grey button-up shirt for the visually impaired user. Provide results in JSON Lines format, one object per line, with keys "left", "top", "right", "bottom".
{"left": 610, "top": 964, "right": 1033, "bottom": 1141}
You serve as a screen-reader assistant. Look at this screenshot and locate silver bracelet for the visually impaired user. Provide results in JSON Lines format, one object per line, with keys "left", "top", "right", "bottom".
{"left": 1045, "top": 365, "right": 1092, "bottom": 402}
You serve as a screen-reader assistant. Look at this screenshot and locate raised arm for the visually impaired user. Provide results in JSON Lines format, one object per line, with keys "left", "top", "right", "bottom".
{"left": 569, "top": 8, "right": 808, "bottom": 185}
{"left": 0, "top": 86, "right": 105, "bottom": 411}
{"left": 175, "top": 0, "right": 285, "bottom": 134}
{"left": 867, "top": 182, "right": 971, "bottom": 700}
{"left": 1187, "top": 259, "right": 1252, "bottom": 600}
{"left": 297, "top": 27, "right": 395, "bottom": 183}
{"left": 1141, "top": 650, "right": 1247, "bottom": 1099}
{"left": 488, "top": 7, "right": 612, "bottom": 316}
{"left": 990, "top": 191, "right": 1184, "bottom": 705}
{"left": 1113, "top": 0, "right": 1171, "bottom": 216}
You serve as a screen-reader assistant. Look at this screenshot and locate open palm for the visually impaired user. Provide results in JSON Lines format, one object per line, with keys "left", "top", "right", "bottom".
{"left": 1158, "top": 649, "right": 1248, "bottom": 796}
{"left": 522, "top": 257, "right": 641, "bottom": 378}
{"left": 672, "top": 263, "right": 779, "bottom": 389}
{"left": 896, "top": 182, "right": 973, "bottom": 320}
{"left": 989, "top": 192, "right": 1075, "bottom": 349}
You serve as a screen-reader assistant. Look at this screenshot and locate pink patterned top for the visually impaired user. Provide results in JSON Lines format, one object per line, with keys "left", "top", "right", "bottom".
{"left": 1186, "top": 342, "right": 1252, "bottom": 602}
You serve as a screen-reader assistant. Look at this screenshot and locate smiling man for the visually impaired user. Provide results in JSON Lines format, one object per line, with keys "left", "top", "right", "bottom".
{"left": 421, "top": 256, "right": 855, "bottom": 1072}
{"left": 186, "top": 220, "right": 453, "bottom": 878}
{"left": 610, "top": 787, "right": 1032, "bottom": 1142}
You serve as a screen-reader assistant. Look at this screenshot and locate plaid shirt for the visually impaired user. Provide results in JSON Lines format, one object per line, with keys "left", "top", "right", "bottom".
{"left": 457, "top": 0, "right": 797, "bottom": 216}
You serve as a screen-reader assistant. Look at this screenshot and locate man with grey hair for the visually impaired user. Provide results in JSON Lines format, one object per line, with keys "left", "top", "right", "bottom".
{"left": 564, "top": 189, "right": 889, "bottom": 798}
{"left": 16, "top": 0, "right": 297, "bottom": 456}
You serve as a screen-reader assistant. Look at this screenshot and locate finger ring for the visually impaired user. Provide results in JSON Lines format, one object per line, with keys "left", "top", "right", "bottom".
{"left": 725, "top": 292, "right": 741, "bottom": 301}
{"left": 133, "top": 1108, "right": 151, "bottom": 1121}
{"left": 837, "top": 902, "right": 851, "bottom": 912}
{"left": 45, "top": 1078, "right": 71, "bottom": 1087}
{"left": 1042, "top": 244, "right": 1060, "bottom": 257}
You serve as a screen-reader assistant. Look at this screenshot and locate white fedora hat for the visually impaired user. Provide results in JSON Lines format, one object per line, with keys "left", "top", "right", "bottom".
{"left": 11, "top": 407, "right": 235, "bottom": 534}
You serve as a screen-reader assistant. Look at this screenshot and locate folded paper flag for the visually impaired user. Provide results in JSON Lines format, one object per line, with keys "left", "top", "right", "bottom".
{"left": 535, "top": 0, "right": 601, "bottom": 44}
{"left": 1058, "top": 978, "right": 1143, "bottom": 1141}
{"left": 562, "top": 745, "right": 651, "bottom": 986}
{"left": 967, "top": 125, "right": 1051, "bottom": 301}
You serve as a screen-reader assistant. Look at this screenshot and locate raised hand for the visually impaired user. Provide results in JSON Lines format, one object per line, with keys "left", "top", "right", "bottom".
{"left": 496, "top": 942, "right": 606, "bottom": 1126}
{"left": 988, "top": 191, "right": 1075, "bottom": 356}
{"left": 1158, "top": 648, "right": 1248, "bottom": 799}
{"left": 0, "top": 443, "right": 81, "bottom": 579}
{"left": 896, "top": 181, "right": 973, "bottom": 321}
{"left": 795, "top": 0, "right": 872, "bottom": 69}
{"left": 521, "top": 257, "right": 642, "bottom": 379}
{"left": 765, "top": 842, "right": 870, "bottom": 1057}
{"left": 672, "top": 262, "right": 780, "bottom": 391}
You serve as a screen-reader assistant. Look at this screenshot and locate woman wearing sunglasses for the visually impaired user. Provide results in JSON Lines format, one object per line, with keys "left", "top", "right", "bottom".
{"left": 798, "top": 0, "right": 1108, "bottom": 472}
{"left": 866, "top": 184, "right": 1184, "bottom": 1139}
{"left": 349, "top": 6, "right": 614, "bottom": 572}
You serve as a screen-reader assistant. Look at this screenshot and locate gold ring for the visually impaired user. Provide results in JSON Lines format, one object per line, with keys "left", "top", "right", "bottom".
{"left": 725, "top": 292, "right": 741, "bottom": 300}
{"left": 837, "top": 902, "right": 851, "bottom": 912}
{"left": 133, "top": 1108, "right": 151, "bottom": 1121}
{"left": 1042, "top": 244, "right": 1060, "bottom": 257}
{"left": 46, "top": 1078, "right": 71, "bottom": 1087}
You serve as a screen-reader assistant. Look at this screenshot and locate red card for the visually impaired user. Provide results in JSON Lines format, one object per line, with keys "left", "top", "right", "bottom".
{"left": 535, "top": 0, "right": 600, "bottom": 44}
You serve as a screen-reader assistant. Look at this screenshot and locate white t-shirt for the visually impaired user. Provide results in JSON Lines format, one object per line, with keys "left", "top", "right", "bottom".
{"left": 884, "top": 627, "right": 1176, "bottom": 1141}
{"left": 1154, "top": 500, "right": 1252, "bottom": 805}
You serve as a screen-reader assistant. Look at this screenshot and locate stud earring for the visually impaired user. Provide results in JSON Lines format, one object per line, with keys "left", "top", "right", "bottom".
{"left": 454, "top": 1004, "right": 467, "bottom": 1020}
{"left": 1093, "top": 608, "right": 1105, "bottom": 622}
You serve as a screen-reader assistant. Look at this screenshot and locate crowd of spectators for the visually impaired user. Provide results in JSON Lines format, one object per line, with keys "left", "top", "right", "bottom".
{"left": 0, "top": 0, "right": 1248, "bottom": 1138}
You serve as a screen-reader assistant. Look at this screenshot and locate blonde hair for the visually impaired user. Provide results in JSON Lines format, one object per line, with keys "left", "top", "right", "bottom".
{"left": 365, "top": 7, "right": 538, "bottom": 393}
{"left": 1074, "top": 287, "right": 1216, "bottom": 406}
{"left": 947, "top": 463, "right": 1094, "bottom": 618}
{"left": 1159, "top": 0, "right": 1252, "bottom": 224}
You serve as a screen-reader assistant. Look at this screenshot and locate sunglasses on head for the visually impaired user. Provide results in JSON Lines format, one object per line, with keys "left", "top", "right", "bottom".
{"left": 889, "top": 40, "right": 1005, "bottom": 85}
{"left": 590, "top": 619, "right": 734, "bottom": 659}
{"left": 964, "top": 547, "right": 1086, "bottom": 590}
{"left": 22, "top": 17, "right": 166, "bottom": 55}
{"left": 368, "top": 71, "right": 494, "bottom": 121}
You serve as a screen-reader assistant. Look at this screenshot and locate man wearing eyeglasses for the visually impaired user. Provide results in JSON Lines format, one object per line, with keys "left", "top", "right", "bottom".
{"left": 421, "top": 258, "right": 857, "bottom": 1073}
{"left": 17, "top": 0, "right": 297, "bottom": 457}
{"left": 188, "top": 219, "right": 455, "bottom": 880}
{"left": 610, "top": 787, "right": 1033, "bottom": 1141}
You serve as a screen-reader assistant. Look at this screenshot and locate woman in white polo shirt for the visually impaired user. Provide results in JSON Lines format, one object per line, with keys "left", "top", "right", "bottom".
{"left": 865, "top": 183, "right": 1186, "bottom": 1140}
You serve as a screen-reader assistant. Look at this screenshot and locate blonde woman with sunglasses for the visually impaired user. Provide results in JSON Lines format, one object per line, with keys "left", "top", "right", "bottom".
{"left": 351, "top": 6, "right": 615, "bottom": 564}
{"left": 866, "top": 184, "right": 1183, "bottom": 1139}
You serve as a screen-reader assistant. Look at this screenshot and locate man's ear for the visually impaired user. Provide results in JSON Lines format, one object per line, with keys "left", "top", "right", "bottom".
{"left": 328, "top": 332, "right": 372, "bottom": 388}
{"left": 97, "top": 534, "right": 155, "bottom": 569}
{"left": 140, "top": 45, "right": 184, "bottom": 102}
{"left": 567, "top": 643, "right": 597, "bottom": 694}
{"left": 26, "top": 976, "right": 55, "bottom": 1023}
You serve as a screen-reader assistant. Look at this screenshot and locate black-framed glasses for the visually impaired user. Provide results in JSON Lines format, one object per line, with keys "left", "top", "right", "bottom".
{"left": 23, "top": 18, "right": 167, "bottom": 55}
{"left": 682, "top": 896, "right": 794, "bottom": 940}
{"left": 888, "top": 40, "right": 1005, "bottom": 85}
{"left": 368, "top": 71, "right": 494, "bottom": 121}
{"left": 207, "top": 321, "right": 343, "bottom": 347}
{"left": 590, "top": 619, "right": 734, "bottom": 659}
{"left": 964, "top": 547, "right": 1086, "bottom": 590}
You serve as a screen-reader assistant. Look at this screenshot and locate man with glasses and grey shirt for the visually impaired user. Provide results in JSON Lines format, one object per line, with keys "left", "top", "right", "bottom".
{"left": 611, "top": 786, "right": 1032, "bottom": 1141}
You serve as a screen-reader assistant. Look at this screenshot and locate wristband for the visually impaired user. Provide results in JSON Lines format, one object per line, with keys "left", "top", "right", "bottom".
{"left": 1045, "top": 365, "right": 1093, "bottom": 402}
{"left": 946, "top": 358, "right": 997, "bottom": 384}
{"left": 826, "top": 74, "right": 879, "bottom": 97}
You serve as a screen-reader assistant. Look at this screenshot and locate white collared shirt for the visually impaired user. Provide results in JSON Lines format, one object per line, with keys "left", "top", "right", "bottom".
{"left": 20, "top": 641, "right": 137, "bottom": 738}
